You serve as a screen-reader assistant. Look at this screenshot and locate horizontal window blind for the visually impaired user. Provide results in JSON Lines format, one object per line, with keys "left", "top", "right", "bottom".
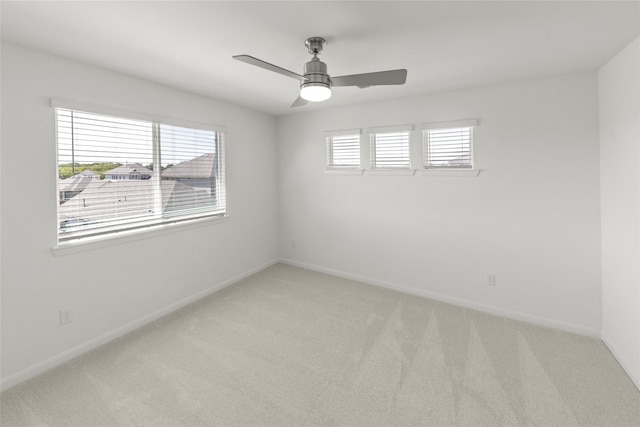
{"left": 370, "top": 130, "right": 411, "bottom": 169}
{"left": 423, "top": 126, "right": 473, "bottom": 169}
{"left": 326, "top": 131, "right": 361, "bottom": 168}
{"left": 56, "top": 108, "right": 225, "bottom": 243}
{"left": 159, "top": 124, "right": 225, "bottom": 217}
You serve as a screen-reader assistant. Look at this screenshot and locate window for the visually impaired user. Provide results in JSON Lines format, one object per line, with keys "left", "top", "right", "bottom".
{"left": 55, "top": 106, "right": 226, "bottom": 244}
{"left": 369, "top": 125, "right": 413, "bottom": 169}
{"left": 326, "top": 130, "right": 361, "bottom": 169}
{"left": 422, "top": 119, "right": 477, "bottom": 169}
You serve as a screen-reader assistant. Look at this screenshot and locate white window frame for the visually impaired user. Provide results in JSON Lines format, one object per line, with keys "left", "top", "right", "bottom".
{"left": 368, "top": 124, "right": 414, "bottom": 173}
{"left": 52, "top": 99, "right": 227, "bottom": 247}
{"left": 325, "top": 129, "right": 363, "bottom": 174}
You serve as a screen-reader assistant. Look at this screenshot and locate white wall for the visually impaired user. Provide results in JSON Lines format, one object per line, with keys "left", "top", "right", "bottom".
{"left": 599, "top": 36, "right": 640, "bottom": 389}
{"left": 278, "top": 72, "right": 602, "bottom": 335}
{"left": 0, "top": 43, "right": 279, "bottom": 389}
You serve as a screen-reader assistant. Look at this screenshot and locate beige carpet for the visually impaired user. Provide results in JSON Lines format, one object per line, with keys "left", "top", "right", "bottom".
{"left": 1, "top": 263, "right": 639, "bottom": 426}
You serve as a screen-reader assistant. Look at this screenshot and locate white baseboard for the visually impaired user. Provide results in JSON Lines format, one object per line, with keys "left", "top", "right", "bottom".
{"left": 602, "top": 336, "right": 640, "bottom": 392}
{"left": 0, "top": 258, "right": 279, "bottom": 392}
{"left": 279, "top": 258, "right": 601, "bottom": 338}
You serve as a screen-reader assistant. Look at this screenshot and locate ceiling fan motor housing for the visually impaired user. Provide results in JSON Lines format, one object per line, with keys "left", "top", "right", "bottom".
{"left": 302, "top": 58, "right": 331, "bottom": 88}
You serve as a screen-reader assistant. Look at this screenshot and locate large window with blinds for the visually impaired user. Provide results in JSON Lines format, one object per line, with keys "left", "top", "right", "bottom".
{"left": 369, "top": 126, "right": 412, "bottom": 169}
{"left": 326, "top": 130, "right": 361, "bottom": 169}
{"left": 55, "top": 107, "right": 226, "bottom": 244}
{"left": 422, "top": 120, "right": 476, "bottom": 169}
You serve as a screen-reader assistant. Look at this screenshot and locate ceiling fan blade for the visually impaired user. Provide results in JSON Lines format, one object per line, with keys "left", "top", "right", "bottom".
{"left": 331, "top": 69, "right": 407, "bottom": 88}
{"left": 290, "top": 96, "right": 308, "bottom": 108}
{"left": 233, "top": 55, "right": 306, "bottom": 81}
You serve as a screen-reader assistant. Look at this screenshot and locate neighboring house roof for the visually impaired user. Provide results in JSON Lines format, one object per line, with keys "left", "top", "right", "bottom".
{"left": 59, "top": 169, "right": 100, "bottom": 192}
{"left": 161, "top": 180, "right": 215, "bottom": 211}
{"left": 58, "top": 179, "right": 216, "bottom": 223}
{"left": 104, "top": 163, "right": 152, "bottom": 176}
{"left": 161, "top": 153, "right": 215, "bottom": 179}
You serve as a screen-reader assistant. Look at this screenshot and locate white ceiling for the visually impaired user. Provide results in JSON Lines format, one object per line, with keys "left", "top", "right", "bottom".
{"left": 1, "top": 1, "right": 638, "bottom": 116}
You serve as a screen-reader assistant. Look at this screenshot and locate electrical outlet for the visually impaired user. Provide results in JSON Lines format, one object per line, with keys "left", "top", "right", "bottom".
{"left": 487, "top": 274, "right": 496, "bottom": 287}
{"left": 60, "top": 309, "right": 73, "bottom": 325}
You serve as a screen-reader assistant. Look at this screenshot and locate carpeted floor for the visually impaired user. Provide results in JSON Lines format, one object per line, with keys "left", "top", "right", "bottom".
{"left": 1, "top": 263, "right": 639, "bottom": 426}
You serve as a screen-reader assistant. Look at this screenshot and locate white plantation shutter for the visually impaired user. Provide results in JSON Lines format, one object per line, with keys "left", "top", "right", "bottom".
{"left": 369, "top": 125, "right": 413, "bottom": 169}
{"left": 56, "top": 107, "right": 225, "bottom": 243}
{"left": 422, "top": 119, "right": 477, "bottom": 169}
{"left": 326, "top": 129, "right": 361, "bottom": 169}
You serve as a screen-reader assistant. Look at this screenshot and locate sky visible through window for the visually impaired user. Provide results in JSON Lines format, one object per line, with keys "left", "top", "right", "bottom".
{"left": 57, "top": 110, "right": 216, "bottom": 169}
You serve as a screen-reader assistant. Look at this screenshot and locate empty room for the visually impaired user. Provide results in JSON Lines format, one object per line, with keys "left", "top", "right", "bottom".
{"left": 1, "top": 1, "right": 639, "bottom": 426}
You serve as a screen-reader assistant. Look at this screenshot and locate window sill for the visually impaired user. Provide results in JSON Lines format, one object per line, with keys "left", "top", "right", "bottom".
{"left": 366, "top": 169, "right": 415, "bottom": 176}
{"left": 324, "top": 169, "right": 364, "bottom": 175}
{"left": 415, "top": 169, "right": 481, "bottom": 177}
{"left": 53, "top": 215, "right": 229, "bottom": 256}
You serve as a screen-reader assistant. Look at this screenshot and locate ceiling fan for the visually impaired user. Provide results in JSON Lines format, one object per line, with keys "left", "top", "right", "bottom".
{"left": 233, "top": 37, "right": 408, "bottom": 107}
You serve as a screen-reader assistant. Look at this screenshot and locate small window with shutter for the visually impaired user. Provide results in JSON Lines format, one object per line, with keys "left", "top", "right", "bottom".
{"left": 369, "top": 125, "right": 413, "bottom": 169}
{"left": 422, "top": 119, "right": 477, "bottom": 169}
{"left": 326, "top": 129, "right": 361, "bottom": 169}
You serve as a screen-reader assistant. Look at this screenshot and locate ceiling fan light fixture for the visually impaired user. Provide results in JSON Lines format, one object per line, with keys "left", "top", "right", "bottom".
{"left": 300, "top": 82, "right": 332, "bottom": 102}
